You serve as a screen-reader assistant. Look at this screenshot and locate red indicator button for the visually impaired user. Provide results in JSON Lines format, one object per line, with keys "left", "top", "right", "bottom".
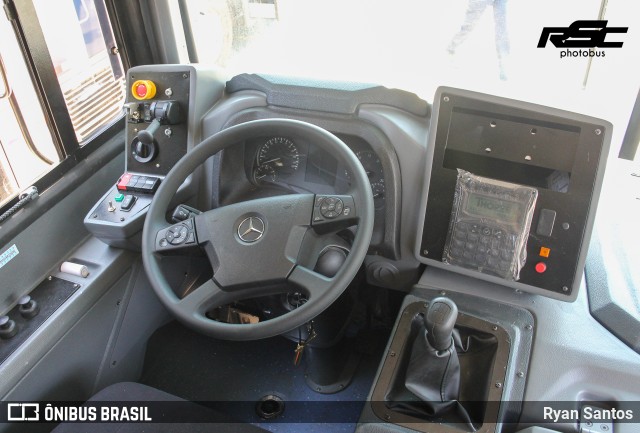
{"left": 117, "top": 173, "right": 132, "bottom": 191}
{"left": 535, "top": 262, "right": 547, "bottom": 274}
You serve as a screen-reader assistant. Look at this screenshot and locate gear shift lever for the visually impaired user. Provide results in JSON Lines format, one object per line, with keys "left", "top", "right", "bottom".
{"left": 425, "top": 297, "right": 458, "bottom": 351}
{"left": 404, "top": 297, "right": 461, "bottom": 409}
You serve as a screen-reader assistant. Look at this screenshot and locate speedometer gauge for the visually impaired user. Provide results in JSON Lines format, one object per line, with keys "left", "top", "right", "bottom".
{"left": 256, "top": 137, "right": 300, "bottom": 182}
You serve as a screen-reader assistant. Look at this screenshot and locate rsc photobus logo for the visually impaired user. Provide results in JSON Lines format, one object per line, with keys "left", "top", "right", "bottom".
{"left": 538, "top": 20, "right": 628, "bottom": 58}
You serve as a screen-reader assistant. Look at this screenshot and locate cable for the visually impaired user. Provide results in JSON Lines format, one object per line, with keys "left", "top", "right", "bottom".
{"left": 0, "top": 186, "right": 38, "bottom": 224}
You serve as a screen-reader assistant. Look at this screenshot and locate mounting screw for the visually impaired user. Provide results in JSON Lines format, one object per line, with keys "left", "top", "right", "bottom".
{"left": 423, "top": 249, "right": 428, "bottom": 255}
{"left": 389, "top": 351, "right": 396, "bottom": 357}
{"left": 517, "top": 371, "right": 524, "bottom": 378}
{"left": 443, "top": 96, "right": 449, "bottom": 102}
{"left": 562, "top": 286, "right": 569, "bottom": 292}
{"left": 111, "top": 361, "right": 117, "bottom": 366}
{"left": 164, "top": 128, "right": 172, "bottom": 137}
{"left": 525, "top": 155, "right": 532, "bottom": 161}
{"left": 182, "top": 73, "right": 188, "bottom": 79}
{"left": 48, "top": 276, "right": 52, "bottom": 281}
{"left": 110, "top": 46, "right": 119, "bottom": 55}
{"left": 485, "top": 147, "right": 492, "bottom": 153}
{"left": 525, "top": 324, "right": 533, "bottom": 331}
{"left": 339, "top": 384, "right": 344, "bottom": 390}
{"left": 495, "top": 382, "right": 502, "bottom": 388}
{"left": 384, "top": 414, "right": 391, "bottom": 420}
{"left": 440, "top": 290, "right": 446, "bottom": 296}
{"left": 492, "top": 325, "right": 498, "bottom": 331}
{"left": 73, "top": 284, "right": 80, "bottom": 289}
{"left": 116, "top": 300, "right": 121, "bottom": 306}
{"left": 585, "top": 421, "right": 593, "bottom": 427}
{"left": 165, "top": 88, "right": 173, "bottom": 97}
{"left": 601, "top": 424, "right": 609, "bottom": 431}
{"left": 156, "top": 163, "right": 160, "bottom": 168}
{"left": 595, "top": 129, "right": 602, "bottom": 135}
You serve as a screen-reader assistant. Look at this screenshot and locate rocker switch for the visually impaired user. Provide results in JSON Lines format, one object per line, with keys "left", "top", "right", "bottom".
{"left": 120, "top": 195, "right": 136, "bottom": 211}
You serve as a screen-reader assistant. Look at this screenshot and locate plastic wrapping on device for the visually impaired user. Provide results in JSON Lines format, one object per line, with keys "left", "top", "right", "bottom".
{"left": 443, "top": 170, "right": 538, "bottom": 281}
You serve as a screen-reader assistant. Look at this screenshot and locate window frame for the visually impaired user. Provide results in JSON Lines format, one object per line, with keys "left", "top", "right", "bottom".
{"left": 0, "top": 0, "right": 135, "bottom": 216}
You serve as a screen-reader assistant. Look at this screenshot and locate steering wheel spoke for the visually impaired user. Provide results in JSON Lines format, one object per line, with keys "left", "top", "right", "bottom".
{"left": 311, "top": 194, "right": 358, "bottom": 233}
{"left": 153, "top": 218, "right": 200, "bottom": 254}
{"left": 288, "top": 265, "right": 333, "bottom": 299}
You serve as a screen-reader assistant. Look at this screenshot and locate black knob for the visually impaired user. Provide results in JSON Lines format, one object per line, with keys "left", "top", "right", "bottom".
{"left": 314, "top": 247, "right": 347, "bottom": 277}
{"left": 18, "top": 295, "right": 39, "bottom": 319}
{"left": 132, "top": 118, "right": 160, "bottom": 163}
{"left": 132, "top": 137, "right": 157, "bottom": 163}
{"left": 425, "top": 297, "right": 458, "bottom": 351}
{"left": 0, "top": 315, "right": 17, "bottom": 339}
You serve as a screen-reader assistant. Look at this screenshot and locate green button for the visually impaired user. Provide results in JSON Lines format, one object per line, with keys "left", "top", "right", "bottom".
{"left": 114, "top": 194, "right": 125, "bottom": 202}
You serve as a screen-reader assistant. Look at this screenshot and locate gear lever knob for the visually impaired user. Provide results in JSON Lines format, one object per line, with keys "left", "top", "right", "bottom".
{"left": 425, "top": 297, "right": 458, "bottom": 351}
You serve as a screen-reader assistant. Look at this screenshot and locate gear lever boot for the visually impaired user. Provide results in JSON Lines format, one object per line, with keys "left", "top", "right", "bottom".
{"left": 405, "top": 297, "right": 461, "bottom": 407}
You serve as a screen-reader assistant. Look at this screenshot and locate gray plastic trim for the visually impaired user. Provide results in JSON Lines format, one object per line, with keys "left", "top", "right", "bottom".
{"left": 0, "top": 238, "right": 136, "bottom": 398}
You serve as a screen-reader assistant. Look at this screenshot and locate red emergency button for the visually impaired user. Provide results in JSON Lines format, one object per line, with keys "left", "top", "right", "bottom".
{"left": 535, "top": 262, "right": 547, "bottom": 274}
{"left": 131, "top": 80, "right": 156, "bottom": 100}
{"left": 135, "top": 84, "right": 147, "bottom": 98}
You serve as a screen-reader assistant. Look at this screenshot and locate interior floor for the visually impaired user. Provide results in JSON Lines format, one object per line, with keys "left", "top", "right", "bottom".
{"left": 140, "top": 288, "right": 401, "bottom": 433}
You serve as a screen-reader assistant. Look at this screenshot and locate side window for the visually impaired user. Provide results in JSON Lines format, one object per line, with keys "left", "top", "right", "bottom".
{"left": 0, "top": 0, "right": 125, "bottom": 208}
{"left": 0, "top": 13, "right": 59, "bottom": 206}
{"left": 33, "top": 0, "right": 125, "bottom": 143}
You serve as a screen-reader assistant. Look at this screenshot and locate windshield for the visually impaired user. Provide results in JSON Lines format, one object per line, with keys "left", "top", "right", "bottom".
{"left": 185, "top": 0, "right": 639, "bottom": 158}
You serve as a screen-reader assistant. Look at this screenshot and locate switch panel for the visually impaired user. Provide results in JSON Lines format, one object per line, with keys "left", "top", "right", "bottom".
{"left": 0, "top": 277, "right": 80, "bottom": 365}
{"left": 125, "top": 69, "right": 191, "bottom": 176}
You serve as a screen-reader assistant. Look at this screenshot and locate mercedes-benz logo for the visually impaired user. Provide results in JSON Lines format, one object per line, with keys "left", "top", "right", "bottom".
{"left": 237, "top": 216, "right": 265, "bottom": 243}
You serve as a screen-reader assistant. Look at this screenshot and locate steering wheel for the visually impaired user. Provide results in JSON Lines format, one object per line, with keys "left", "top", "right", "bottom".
{"left": 142, "top": 119, "right": 374, "bottom": 340}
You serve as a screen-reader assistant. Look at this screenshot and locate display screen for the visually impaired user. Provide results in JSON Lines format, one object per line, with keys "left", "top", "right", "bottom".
{"left": 466, "top": 193, "right": 521, "bottom": 223}
{"left": 305, "top": 146, "right": 337, "bottom": 186}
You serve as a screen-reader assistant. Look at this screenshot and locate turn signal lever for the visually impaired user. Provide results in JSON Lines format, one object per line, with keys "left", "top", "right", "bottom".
{"left": 132, "top": 101, "right": 181, "bottom": 163}
{"left": 425, "top": 297, "right": 458, "bottom": 351}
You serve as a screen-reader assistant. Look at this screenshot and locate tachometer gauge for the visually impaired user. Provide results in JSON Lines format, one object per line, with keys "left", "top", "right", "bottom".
{"left": 256, "top": 137, "right": 300, "bottom": 181}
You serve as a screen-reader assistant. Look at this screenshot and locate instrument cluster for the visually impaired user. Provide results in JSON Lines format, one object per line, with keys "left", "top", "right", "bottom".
{"left": 247, "top": 134, "right": 385, "bottom": 209}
